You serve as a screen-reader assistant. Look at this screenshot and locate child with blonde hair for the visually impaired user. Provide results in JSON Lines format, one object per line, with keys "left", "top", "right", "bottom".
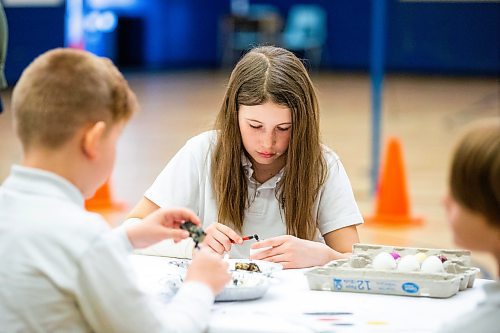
{"left": 0, "top": 48, "right": 230, "bottom": 333}
{"left": 128, "top": 46, "right": 362, "bottom": 268}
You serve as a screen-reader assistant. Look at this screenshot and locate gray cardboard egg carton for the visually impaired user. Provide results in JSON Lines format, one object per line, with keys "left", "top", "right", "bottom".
{"left": 304, "top": 243, "right": 480, "bottom": 298}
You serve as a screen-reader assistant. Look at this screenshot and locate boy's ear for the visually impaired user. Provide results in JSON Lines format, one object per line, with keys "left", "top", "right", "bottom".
{"left": 82, "top": 121, "right": 107, "bottom": 159}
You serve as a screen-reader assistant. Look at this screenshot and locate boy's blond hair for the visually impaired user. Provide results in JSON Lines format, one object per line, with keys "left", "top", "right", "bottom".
{"left": 12, "top": 48, "right": 137, "bottom": 150}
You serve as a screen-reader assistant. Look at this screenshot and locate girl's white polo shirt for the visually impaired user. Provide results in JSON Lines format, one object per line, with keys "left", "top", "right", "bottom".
{"left": 143, "top": 130, "right": 363, "bottom": 259}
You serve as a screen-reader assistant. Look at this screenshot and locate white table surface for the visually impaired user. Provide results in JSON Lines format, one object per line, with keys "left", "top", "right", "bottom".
{"left": 131, "top": 254, "right": 492, "bottom": 333}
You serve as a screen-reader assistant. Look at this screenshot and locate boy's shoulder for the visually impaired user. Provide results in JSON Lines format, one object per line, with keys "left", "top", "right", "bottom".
{"left": 55, "top": 207, "right": 110, "bottom": 235}
{"left": 0, "top": 198, "right": 111, "bottom": 264}
{"left": 0, "top": 166, "right": 113, "bottom": 259}
{"left": 28, "top": 203, "right": 110, "bottom": 245}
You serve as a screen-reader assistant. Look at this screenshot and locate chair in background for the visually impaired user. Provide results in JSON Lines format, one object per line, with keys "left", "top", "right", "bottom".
{"left": 282, "top": 4, "right": 327, "bottom": 69}
{"left": 220, "top": 4, "right": 282, "bottom": 68}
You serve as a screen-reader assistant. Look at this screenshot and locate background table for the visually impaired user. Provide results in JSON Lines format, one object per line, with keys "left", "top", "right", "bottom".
{"left": 131, "top": 254, "right": 492, "bottom": 333}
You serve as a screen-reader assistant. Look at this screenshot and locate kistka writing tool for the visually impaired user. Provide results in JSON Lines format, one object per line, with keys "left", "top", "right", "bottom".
{"left": 230, "top": 234, "right": 260, "bottom": 243}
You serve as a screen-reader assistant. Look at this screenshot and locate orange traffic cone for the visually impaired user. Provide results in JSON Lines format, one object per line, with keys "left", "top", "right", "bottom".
{"left": 85, "top": 180, "right": 126, "bottom": 212}
{"left": 365, "top": 137, "right": 423, "bottom": 227}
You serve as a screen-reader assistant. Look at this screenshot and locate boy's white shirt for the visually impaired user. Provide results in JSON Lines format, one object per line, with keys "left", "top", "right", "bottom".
{"left": 0, "top": 165, "right": 214, "bottom": 333}
{"left": 436, "top": 281, "right": 500, "bottom": 333}
{"left": 138, "top": 130, "right": 364, "bottom": 259}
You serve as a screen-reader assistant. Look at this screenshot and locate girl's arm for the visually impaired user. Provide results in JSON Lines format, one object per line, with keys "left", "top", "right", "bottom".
{"left": 127, "top": 197, "right": 161, "bottom": 219}
{"left": 323, "top": 224, "right": 360, "bottom": 255}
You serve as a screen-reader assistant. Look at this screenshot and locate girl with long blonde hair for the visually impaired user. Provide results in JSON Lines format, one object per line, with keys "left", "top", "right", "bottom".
{"left": 128, "top": 46, "right": 363, "bottom": 268}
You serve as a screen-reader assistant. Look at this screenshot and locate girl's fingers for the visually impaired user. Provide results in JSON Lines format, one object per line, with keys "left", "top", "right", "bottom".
{"left": 251, "top": 235, "right": 289, "bottom": 249}
{"left": 215, "top": 223, "right": 242, "bottom": 244}
{"left": 211, "top": 230, "right": 233, "bottom": 252}
{"left": 204, "top": 236, "right": 226, "bottom": 254}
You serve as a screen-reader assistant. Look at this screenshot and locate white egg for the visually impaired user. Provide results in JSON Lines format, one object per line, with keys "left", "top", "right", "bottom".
{"left": 397, "top": 255, "right": 420, "bottom": 272}
{"left": 421, "top": 255, "right": 445, "bottom": 273}
{"left": 372, "top": 252, "right": 397, "bottom": 270}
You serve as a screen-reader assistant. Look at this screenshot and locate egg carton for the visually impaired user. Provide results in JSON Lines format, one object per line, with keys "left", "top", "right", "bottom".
{"left": 353, "top": 243, "right": 473, "bottom": 266}
{"left": 304, "top": 244, "right": 480, "bottom": 298}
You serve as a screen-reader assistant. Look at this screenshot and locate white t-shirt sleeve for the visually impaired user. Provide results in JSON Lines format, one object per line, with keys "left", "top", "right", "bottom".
{"left": 317, "top": 152, "right": 364, "bottom": 236}
{"left": 75, "top": 228, "right": 214, "bottom": 333}
{"left": 141, "top": 133, "right": 213, "bottom": 259}
{"left": 145, "top": 135, "right": 206, "bottom": 212}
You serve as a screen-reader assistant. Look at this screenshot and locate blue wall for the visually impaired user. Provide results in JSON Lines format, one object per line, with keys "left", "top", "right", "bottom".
{"left": 4, "top": 5, "right": 65, "bottom": 85}
{"left": 386, "top": 2, "right": 499, "bottom": 74}
{"left": 250, "top": 0, "right": 499, "bottom": 73}
{"left": 93, "top": 0, "right": 229, "bottom": 68}
{"left": 141, "top": 0, "right": 229, "bottom": 67}
{"left": 4, "top": 0, "right": 499, "bottom": 84}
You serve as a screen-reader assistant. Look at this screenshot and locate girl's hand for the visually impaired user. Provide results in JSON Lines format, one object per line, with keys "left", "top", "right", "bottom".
{"left": 249, "top": 235, "right": 341, "bottom": 269}
{"left": 202, "top": 223, "right": 243, "bottom": 255}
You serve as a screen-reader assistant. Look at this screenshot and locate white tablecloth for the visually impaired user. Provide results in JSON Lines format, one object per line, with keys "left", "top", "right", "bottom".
{"left": 131, "top": 254, "right": 492, "bottom": 333}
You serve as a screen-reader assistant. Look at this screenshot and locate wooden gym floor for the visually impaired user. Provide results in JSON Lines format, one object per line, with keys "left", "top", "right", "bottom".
{"left": 1, "top": 71, "right": 498, "bottom": 278}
